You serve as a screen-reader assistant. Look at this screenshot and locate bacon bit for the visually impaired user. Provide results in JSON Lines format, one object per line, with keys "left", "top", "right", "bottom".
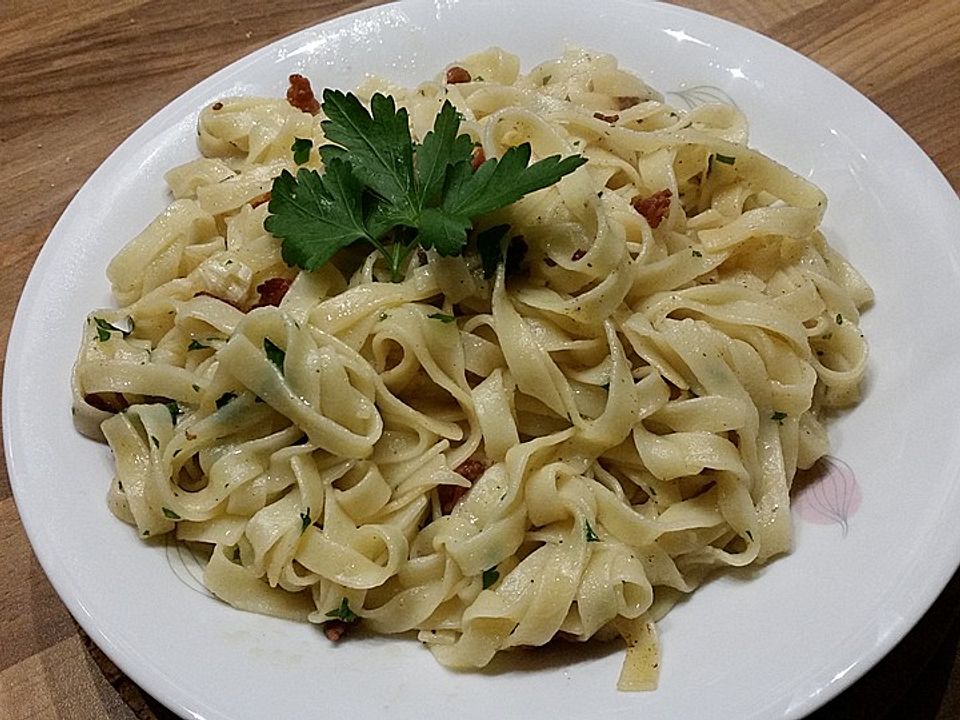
{"left": 456, "top": 459, "right": 487, "bottom": 482}
{"left": 445, "top": 66, "right": 472, "bottom": 84}
{"left": 471, "top": 146, "right": 486, "bottom": 170}
{"left": 593, "top": 112, "right": 619, "bottom": 124}
{"left": 616, "top": 96, "right": 641, "bottom": 110}
{"left": 632, "top": 188, "right": 673, "bottom": 229}
{"left": 211, "top": 102, "right": 223, "bottom": 111}
{"left": 438, "top": 459, "right": 488, "bottom": 514}
{"left": 249, "top": 191, "right": 271, "bottom": 208}
{"left": 323, "top": 620, "right": 350, "bottom": 642}
{"left": 438, "top": 484, "right": 468, "bottom": 515}
{"left": 84, "top": 392, "right": 129, "bottom": 413}
{"left": 571, "top": 248, "right": 586, "bottom": 261}
{"left": 255, "top": 277, "right": 291, "bottom": 308}
{"left": 286, "top": 73, "right": 320, "bottom": 115}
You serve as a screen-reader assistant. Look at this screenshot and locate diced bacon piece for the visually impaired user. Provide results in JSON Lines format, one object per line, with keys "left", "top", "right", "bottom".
{"left": 255, "top": 277, "right": 291, "bottom": 308}
{"left": 324, "top": 621, "right": 350, "bottom": 641}
{"left": 632, "top": 189, "right": 673, "bottom": 229}
{"left": 616, "top": 96, "right": 641, "bottom": 110}
{"left": 438, "top": 459, "right": 488, "bottom": 514}
{"left": 471, "top": 146, "right": 486, "bottom": 170}
{"left": 249, "top": 191, "right": 271, "bottom": 208}
{"left": 286, "top": 73, "right": 320, "bottom": 115}
{"left": 445, "top": 66, "right": 471, "bottom": 84}
{"left": 593, "top": 112, "right": 619, "bottom": 123}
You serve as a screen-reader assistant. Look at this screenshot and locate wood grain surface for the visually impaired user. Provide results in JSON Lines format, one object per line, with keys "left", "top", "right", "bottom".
{"left": 1, "top": 1, "right": 958, "bottom": 718}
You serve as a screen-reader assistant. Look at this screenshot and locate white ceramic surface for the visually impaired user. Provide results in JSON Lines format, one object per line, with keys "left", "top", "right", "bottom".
{"left": 6, "top": 1, "right": 960, "bottom": 719}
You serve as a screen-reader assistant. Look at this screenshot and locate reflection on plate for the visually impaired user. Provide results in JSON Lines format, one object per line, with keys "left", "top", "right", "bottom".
{"left": 5, "top": 1, "right": 960, "bottom": 719}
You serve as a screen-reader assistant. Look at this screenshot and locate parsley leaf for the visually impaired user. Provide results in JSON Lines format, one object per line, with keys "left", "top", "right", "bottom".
{"left": 263, "top": 338, "right": 285, "bottom": 373}
{"left": 93, "top": 317, "right": 129, "bottom": 342}
{"left": 476, "top": 224, "right": 511, "bottom": 279}
{"left": 325, "top": 597, "right": 359, "bottom": 623}
{"left": 188, "top": 340, "right": 209, "bottom": 351}
{"left": 162, "top": 507, "right": 181, "bottom": 520}
{"left": 585, "top": 520, "right": 600, "bottom": 542}
{"left": 320, "top": 91, "right": 417, "bottom": 218}
{"left": 482, "top": 566, "right": 500, "bottom": 589}
{"left": 265, "top": 163, "right": 372, "bottom": 272}
{"left": 428, "top": 313, "right": 456, "bottom": 323}
{"left": 300, "top": 508, "right": 311, "bottom": 533}
{"left": 266, "top": 91, "right": 585, "bottom": 281}
{"left": 165, "top": 401, "right": 180, "bottom": 425}
{"left": 771, "top": 411, "right": 788, "bottom": 424}
{"left": 291, "top": 137, "right": 313, "bottom": 165}
{"left": 715, "top": 153, "right": 736, "bottom": 165}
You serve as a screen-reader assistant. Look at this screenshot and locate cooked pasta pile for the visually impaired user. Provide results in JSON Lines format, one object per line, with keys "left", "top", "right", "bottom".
{"left": 72, "top": 48, "right": 871, "bottom": 689}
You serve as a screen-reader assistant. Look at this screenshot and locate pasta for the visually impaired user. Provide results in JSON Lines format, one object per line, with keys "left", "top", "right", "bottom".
{"left": 72, "top": 48, "right": 872, "bottom": 689}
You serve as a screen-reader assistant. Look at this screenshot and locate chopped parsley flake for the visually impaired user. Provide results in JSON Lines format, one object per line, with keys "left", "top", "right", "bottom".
{"left": 692, "top": 249, "right": 703, "bottom": 258}
{"left": 585, "top": 520, "right": 600, "bottom": 542}
{"left": 482, "top": 566, "right": 500, "bottom": 589}
{"left": 836, "top": 313, "right": 844, "bottom": 325}
{"left": 428, "top": 313, "right": 456, "bottom": 323}
{"left": 771, "top": 411, "right": 788, "bottom": 424}
{"left": 162, "top": 507, "right": 181, "bottom": 520}
{"left": 264, "top": 338, "right": 285, "bottom": 372}
{"left": 325, "top": 597, "right": 358, "bottom": 623}
{"left": 188, "top": 340, "right": 209, "bottom": 350}
{"left": 291, "top": 137, "right": 314, "bottom": 165}
{"left": 300, "top": 508, "right": 311, "bottom": 533}
{"left": 715, "top": 153, "right": 736, "bottom": 165}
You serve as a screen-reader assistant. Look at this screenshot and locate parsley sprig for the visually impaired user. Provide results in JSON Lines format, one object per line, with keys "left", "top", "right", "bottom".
{"left": 264, "top": 90, "right": 586, "bottom": 281}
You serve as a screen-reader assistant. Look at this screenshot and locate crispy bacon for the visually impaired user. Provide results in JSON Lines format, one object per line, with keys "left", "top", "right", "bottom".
{"left": 211, "top": 101, "right": 223, "bottom": 111}
{"left": 456, "top": 459, "right": 486, "bottom": 482}
{"left": 445, "top": 66, "right": 471, "bottom": 84}
{"left": 84, "top": 392, "right": 129, "bottom": 413}
{"left": 286, "top": 73, "right": 320, "bottom": 115}
{"left": 323, "top": 620, "right": 350, "bottom": 642}
{"left": 616, "top": 96, "right": 641, "bottom": 110}
{"left": 593, "top": 111, "right": 619, "bottom": 124}
{"left": 471, "top": 146, "right": 486, "bottom": 170}
{"left": 255, "top": 277, "right": 291, "bottom": 308}
{"left": 438, "top": 459, "right": 487, "bottom": 514}
{"left": 249, "top": 191, "right": 271, "bottom": 208}
{"left": 632, "top": 188, "right": 672, "bottom": 229}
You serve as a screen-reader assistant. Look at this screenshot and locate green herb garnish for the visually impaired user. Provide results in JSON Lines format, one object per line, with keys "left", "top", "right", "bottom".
{"left": 264, "top": 338, "right": 285, "bottom": 372}
{"left": 300, "top": 508, "right": 311, "bottom": 533}
{"left": 93, "top": 317, "right": 128, "bottom": 342}
{"left": 715, "top": 153, "right": 736, "bottom": 165}
{"left": 325, "top": 597, "right": 359, "bottom": 623}
{"left": 188, "top": 340, "right": 209, "bottom": 351}
{"left": 162, "top": 507, "right": 181, "bottom": 520}
{"left": 482, "top": 566, "right": 500, "bottom": 589}
{"left": 692, "top": 249, "right": 703, "bottom": 258}
{"left": 264, "top": 92, "right": 585, "bottom": 282}
{"left": 836, "top": 313, "right": 844, "bottom": 325}
{"left": 771, "top": 411, "right": 788, "bottom": 424}
{"left": 428, "top": 313, "right": 456, "bottom": 323}
{"left": 165, "top": 401, "right": 180, "bottom": 425}
{"left": 585, "top": 520, "right": 600, "bottom": 542}
{"left": 291, "top": 137, "right": 313, "bottom": 165}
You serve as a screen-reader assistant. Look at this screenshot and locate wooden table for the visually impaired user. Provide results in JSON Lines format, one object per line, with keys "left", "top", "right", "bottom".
{"left": 1, "top": 1, "right": 958, "bottom": 718}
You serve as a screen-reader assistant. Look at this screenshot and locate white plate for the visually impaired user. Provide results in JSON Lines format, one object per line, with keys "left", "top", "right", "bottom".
{"left": 6, "top": 1, "right": 960, "bottom": 718}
